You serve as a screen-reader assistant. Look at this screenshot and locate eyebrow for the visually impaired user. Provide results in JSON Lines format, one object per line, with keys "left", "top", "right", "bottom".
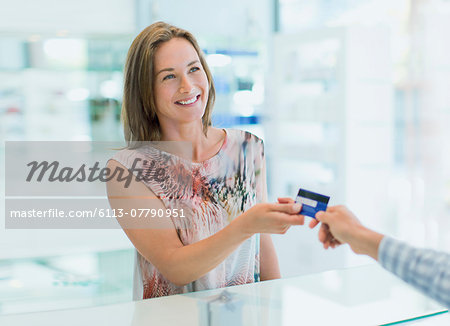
{"left": 156, "top": 60, "right": 200, "bottom": 76}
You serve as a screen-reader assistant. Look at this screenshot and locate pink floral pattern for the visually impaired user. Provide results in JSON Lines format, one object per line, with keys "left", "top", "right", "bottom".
{"left": 113, "top": 129, "right": 266, "bottom": 299}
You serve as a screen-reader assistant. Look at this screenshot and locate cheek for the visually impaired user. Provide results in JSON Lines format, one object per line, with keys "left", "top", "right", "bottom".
{"left": 155, "top": 84, "right": 174, "bottom": 105}
{"left": 203, "top": 84, "right": 209, "bottom": 99}
{"left": 199, "top": 73, "right": 209, "bottom": 94}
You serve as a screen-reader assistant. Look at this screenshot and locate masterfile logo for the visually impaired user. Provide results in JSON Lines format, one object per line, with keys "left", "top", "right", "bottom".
{"left": 4, "top": 141, "right": 194, "bottom": 229}
{"left": 25, "top": 158, "right": 169, "bottom": 188}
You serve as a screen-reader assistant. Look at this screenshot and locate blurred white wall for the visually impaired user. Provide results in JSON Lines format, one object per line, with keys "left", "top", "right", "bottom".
{"left": 0, "top": 0, "right": 135, "bottom": 35}
{"left": 0, "top": 0, "right": 450, "bottom": 279}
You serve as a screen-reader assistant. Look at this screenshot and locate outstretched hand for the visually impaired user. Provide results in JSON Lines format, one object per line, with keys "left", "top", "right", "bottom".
{"left": 279, "top": 197, "right": 342, "bottom": 249}
{"left": 236, "top": 199, "right": 304, "bottom": 236}
{"left": 313, "top": 206, "right": 361, "bottom": 247}
{"left": 313, "top": 205, "right": 384, "bottom": 259}
{"left": 309, "top": 215, "right": 343, "bottom": 249}
{"left": 276, "top": 201, "right": 383, "bottom": 259}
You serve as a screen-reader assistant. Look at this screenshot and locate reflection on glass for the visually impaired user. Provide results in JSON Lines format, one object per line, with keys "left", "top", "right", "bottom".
{"left": 0, "top": 249, "right": 133, "bottom": 315}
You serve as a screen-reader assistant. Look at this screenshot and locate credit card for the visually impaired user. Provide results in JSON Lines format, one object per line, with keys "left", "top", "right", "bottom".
{"left": 295, "top": 188, "right": 330, "bottom": 219}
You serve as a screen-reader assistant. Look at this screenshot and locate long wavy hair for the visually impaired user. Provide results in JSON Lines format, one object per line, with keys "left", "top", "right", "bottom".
{"left": 121, "top": 21, "right": 216, "bottom": 142}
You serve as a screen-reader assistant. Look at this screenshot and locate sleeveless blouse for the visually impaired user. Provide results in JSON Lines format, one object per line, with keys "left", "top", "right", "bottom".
{"left": 112, "top": 129, "right": 266, "bottom": 299}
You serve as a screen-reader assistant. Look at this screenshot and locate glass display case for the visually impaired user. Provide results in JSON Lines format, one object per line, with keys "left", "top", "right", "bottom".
{"left": 0, "top": 35, "right": 131, "bottom": 143}
{"left": 0, "top": 264, "right": 447, "bottom": 324}
{"left": 0, "top": 249, "right": 134, "bottom": 315}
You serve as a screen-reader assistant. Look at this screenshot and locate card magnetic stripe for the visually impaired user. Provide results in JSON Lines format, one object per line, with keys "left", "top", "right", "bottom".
{"left": 296, "top": 189, "right": 330, "bottom": 205}
{"left": 296, "top": 188, "right": 330, "bottom": 219}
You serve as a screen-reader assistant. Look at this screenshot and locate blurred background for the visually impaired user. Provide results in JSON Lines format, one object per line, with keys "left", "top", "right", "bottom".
{"left": 1, "top": 0, "right": 450, "bottom": 315}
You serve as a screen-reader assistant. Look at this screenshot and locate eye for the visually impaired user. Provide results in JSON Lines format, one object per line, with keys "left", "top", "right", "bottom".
{"left": 162, "top": 74, "right": 175, "bottom": 81}
{"left": 189, "top": 66, "right": 200, "bottom": 73}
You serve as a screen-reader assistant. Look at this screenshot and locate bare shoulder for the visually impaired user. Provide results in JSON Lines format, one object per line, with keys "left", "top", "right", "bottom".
{"left": 223, "top": 128, "right": 263, "bottom": 144}
{"left": 207, "top": 127, "right": 226, "bottom": 144}
{"left": 106, "top": 159, "right": 138, "bottom": 194}
{"left": 106, "top": 158, "right": 160, "bottom": 205}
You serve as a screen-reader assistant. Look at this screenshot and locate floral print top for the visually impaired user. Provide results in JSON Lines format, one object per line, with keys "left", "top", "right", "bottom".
{"left": 112, "top": 129, "right": 266, "bottom": 299}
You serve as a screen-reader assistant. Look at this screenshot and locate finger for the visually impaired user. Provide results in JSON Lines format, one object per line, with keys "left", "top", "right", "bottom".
{"left": 318, "top": 224, "right": 328, "bottom": 242}
{"left": 270, "top": 203, "right": 302, "bottom": 214}
{"left": 328, "top": 231, "right": 342, "bottom": 248}
{"left": 283, "top": 214, "right": 305, "bottom": 226}
{"left": 323, "top": 236, "right": 336, "bottom": 249}
{"left": 330, "top": 238, "right": 342, "bottom": 248}
{"left": 281, "top": 226, "right": 290, "bottom": 234}
{"left": 325, "top": 231, "right": 335, "bottom": 244}
{"left": 275, "top": 225, "right": 291, "bottom": 235}
{"left": 309, "top": 218, "right": 320, "bottom": 229}
{"left": 315, "top": 210, "right": 326, "bottom": 222}
{"left": 277, "top": 197, "right": 295, "bottom": 204}
{"left": 319, "top": 224, "right": 335, "bottom": 246}
{"left": 323, "top": 225, "right": 336, "bottom": 244}
{"left": 326, "top": 206, "right": 338, "bottom": 213}
{"left": 331, "top": 240, "right": 341, "bottom": 248}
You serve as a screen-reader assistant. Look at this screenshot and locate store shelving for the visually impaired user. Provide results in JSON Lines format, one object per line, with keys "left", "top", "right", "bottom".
{"left": 266, "top": 26, "right": 393, "bottom": 275}
{"left": 268, "top": 26, "right": 393, "bottom": 214}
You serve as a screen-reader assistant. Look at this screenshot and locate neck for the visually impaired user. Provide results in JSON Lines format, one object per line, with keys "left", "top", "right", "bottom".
{"left": 160, "top": 121, "right": 212, "bottom": 162}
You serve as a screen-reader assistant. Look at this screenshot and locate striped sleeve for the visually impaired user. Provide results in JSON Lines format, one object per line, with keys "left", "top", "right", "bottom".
{"left": 378, "top": 236, "right": 450, "bottom": 308}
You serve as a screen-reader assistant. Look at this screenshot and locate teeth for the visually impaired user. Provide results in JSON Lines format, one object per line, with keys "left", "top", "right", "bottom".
{"left": 178, "top": 96, "right": 197, "bottom": 105}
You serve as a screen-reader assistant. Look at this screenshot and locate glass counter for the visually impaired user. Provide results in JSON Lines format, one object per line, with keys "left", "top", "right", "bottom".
{"left": 0, "top": 264, "right": 447, "bottom": 325}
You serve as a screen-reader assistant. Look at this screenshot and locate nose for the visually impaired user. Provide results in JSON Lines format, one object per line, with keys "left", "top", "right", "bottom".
{"left": 179, "top": 75, "right": 194, "bottom": 93}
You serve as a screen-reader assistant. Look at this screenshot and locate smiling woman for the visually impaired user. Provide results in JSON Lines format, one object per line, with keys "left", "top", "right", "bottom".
{"left": 152, "top": 38, "right": 210, "bottom": 135}
{"left": 121, "top": 22, "right": 215, "bottom": 143}
{"left": 106, "top": 22, "right": 304, "bottom": 300}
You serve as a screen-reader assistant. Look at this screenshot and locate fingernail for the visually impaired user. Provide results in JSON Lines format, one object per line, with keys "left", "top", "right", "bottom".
{"left": 293, "top": 203, "right": 301, "bottom": 212}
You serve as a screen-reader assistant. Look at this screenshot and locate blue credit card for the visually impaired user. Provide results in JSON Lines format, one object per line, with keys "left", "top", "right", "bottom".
{"left": 295, "top": 188, "right": 330, "bottom": 218}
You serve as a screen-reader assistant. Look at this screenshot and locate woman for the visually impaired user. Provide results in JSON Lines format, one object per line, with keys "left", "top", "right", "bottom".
{"left": 107, "top": 21, "right": 304, "bottom": 299}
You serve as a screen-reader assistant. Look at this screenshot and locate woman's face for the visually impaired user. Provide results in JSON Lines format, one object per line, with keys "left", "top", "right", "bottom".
{"left": 153, "top": 37, "right": 209, "bottom": 130}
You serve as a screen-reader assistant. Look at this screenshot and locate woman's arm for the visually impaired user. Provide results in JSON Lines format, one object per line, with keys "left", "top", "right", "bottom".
{"left": 107, "top": 160, "right": 303, "bottom": 287}
{"left": 260, "top": 234, "right": 281, "bottom": 280}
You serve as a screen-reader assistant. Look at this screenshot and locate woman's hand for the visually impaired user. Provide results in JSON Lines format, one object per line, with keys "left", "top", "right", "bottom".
{"left": 235, "top": 199, "right": 304, "bottom": 236}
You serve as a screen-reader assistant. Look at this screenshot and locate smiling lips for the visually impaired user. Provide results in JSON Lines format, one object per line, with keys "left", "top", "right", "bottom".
{"left": 175, "top": 94, "right": 200, "bottom": 106}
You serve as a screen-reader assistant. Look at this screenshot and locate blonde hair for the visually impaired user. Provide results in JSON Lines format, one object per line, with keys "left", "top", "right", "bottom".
{"left": 122, "top": 21, "right": 215, "bottom": 142}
